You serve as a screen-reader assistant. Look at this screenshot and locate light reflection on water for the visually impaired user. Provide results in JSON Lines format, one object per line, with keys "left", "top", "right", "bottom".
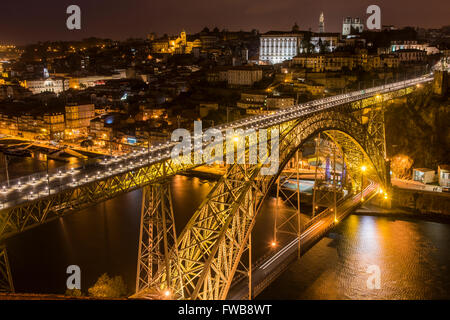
{"left": 4, "top": 173, "right": 450, "bottom": 299}
{"left": 258, "top": 215, "right": 450, "bottom": 300}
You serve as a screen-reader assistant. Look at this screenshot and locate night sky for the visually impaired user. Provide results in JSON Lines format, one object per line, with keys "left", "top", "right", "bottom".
{"left": 1, "top": 0, "right": 449, "bottom": 44}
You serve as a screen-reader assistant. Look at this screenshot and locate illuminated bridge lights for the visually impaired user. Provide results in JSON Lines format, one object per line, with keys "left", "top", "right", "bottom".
{"left": 0, "top": 75, "right": 434, "bottom": 245}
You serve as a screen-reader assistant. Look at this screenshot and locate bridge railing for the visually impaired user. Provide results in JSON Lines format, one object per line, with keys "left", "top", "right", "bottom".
{"left": 0, "top": 72, "right": 434, "bottom": 209}
{"left": 0, "top": 148, "right": 149, "bottom": 208}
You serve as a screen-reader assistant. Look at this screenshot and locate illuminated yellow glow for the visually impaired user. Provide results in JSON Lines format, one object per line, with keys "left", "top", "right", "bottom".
{"left": 361, "top": 165, "right": 367, "bottom": 172}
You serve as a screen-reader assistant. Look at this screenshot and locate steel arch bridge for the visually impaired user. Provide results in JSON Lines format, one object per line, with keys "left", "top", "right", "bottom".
{"left": 0, "top": 75, "right": 431, "bottom": 294}
{"left": 135, "top": 105, "right": 390, "bottom": 300}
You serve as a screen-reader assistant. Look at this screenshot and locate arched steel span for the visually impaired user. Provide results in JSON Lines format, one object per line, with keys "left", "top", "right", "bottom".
{"left": 0, "top": 79, "right": 420, "bottom": 242}
{"left": 136, "top": 106, "right": 387, "bottom": 300}
{"left": 1, "top": 75, "right": 431, "bottom": 295}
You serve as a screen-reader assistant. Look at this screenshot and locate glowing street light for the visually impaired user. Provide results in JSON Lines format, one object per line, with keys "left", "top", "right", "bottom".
{"left": 163, "top": 289, "right": 171, "bottom": 298}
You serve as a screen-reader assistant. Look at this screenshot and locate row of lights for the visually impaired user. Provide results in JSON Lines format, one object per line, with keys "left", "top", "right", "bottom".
{"left": 7, "top": 77, "right": 425, "bottom": 205}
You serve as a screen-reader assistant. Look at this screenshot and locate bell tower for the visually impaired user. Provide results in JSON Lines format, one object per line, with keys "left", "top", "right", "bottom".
{"left": 319, "top": 12, "right": 325, "bottom": 33}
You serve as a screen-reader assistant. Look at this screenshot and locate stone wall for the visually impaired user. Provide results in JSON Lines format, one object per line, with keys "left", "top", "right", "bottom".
{"left": 391, "top": 187, "right": 450, "bottom": 215}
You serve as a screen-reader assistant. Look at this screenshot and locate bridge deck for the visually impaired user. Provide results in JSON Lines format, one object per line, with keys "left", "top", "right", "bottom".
{"left": 0, "top": 75, "right": 432, "bottom": 241}
{"left": 0, "top": 76, "right": 431, "bottom": 211}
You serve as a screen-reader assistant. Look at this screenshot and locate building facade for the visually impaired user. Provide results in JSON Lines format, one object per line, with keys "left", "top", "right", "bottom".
{"left": 227, "top": 67, "right": 263, "bottom": 86}
{"left": 24, "top": 77, "right": 69, "bottom": 95}
{"left": 65, "top": 104, "right": 96, "bottom": 138}
{"left": 259, "top": 34, "right": 299, "bottom": 64}
{"left": 342, "top": 17, "right": 364, "bottom": 36}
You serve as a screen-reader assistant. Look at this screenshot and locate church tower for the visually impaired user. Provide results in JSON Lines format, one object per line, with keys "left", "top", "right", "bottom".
{"left": 180, "top": 30, "right": 187, "bottom": 46}
{"left": 319, "top": 12, "right": 325, "bottom": 33}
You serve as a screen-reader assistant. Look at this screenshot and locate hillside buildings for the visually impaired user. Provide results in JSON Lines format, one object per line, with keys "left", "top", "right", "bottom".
{"left": 342, "top": 17, "right": 364, "bottom": 36}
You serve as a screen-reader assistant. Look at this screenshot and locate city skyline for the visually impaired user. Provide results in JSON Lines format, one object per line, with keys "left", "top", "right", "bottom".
{"left": 0, "top": 0, "right": 449, "bottom": 44}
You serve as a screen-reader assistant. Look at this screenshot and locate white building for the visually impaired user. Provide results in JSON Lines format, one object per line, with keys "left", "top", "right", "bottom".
{"left": 438, "top": 165, "right": 450, "bottom": 187}
{"left": 413, "top": 168, "right": 435, "bottom": 184}
{"left": 390, "top": 40, "right": 440, "bottom": 55}
{"left": 260, "top": 34, "right": 299, "bottom": 64}
{"left": 342, "top": 17, "right": 364, "bottom": 36}
{"left": 259, "top": 25, "right": 308, "bottom": 64}
{"left": 25, "top": 77, "right": 69, "bottom": 95}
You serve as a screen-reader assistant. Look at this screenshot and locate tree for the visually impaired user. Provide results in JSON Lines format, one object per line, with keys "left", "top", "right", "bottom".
{"left": 88, "top": 273, "right": 127, "bottom": 298}
{"left": 81, "top": 139, "right": 94, "bottom": 148}
{"left": 65, "top": 288, "right": 83, "bottom": 297}
{"left": 390, "top": 154, "right": 414, "bottom": 179}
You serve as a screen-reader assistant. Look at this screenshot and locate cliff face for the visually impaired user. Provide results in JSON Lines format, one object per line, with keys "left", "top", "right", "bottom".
{"left": 385, "top": 87, "right": 449, "bottom": 170}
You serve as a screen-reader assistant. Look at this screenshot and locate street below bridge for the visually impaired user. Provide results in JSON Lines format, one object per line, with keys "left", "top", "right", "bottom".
{"left": 228, "top": 180, "right": 378, "bottom": 300}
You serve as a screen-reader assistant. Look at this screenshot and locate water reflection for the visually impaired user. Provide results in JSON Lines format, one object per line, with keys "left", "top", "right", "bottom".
{"left": 4, "top": 173, "right": 450, "bottom": 299}
{"left": 258, "top": 215, "right": 450, "bottom": 299}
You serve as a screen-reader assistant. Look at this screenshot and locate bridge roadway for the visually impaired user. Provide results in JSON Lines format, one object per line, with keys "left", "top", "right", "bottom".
{"left": 227, "top": 181, "right": 378, "bottom": 300}
{"left": 0, "top": 75, "right": 431, "bottom": 211}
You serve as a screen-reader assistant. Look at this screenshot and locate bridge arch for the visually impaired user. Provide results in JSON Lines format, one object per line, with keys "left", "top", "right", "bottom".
{"left": 149, "top": 108, "right": 387, "bottom": 300}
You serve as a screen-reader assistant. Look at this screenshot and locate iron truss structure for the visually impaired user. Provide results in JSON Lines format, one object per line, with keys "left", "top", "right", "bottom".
{"left": 0, "top": 83, "right": 423, "bottom": 295}
{"left": 0, "top": 246, "right": 13, "bottom": 293}
{"left": 136, "top": 89, "right": 419, "bottom": 299}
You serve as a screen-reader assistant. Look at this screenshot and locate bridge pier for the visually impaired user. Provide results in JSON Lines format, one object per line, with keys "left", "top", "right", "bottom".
{"left": 275, "top": 149, "right": 302, "bottom": 252}
{"left": 135, "top": 181, "right": 180, "bottom": 299}
{"left": 0, "top": 246, "right": 14, "bottom": 293}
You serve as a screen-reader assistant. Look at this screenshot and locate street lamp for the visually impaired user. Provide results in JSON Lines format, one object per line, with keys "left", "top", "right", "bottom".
{"left": 163, "top": 289, "right": 171, "bottom": 298}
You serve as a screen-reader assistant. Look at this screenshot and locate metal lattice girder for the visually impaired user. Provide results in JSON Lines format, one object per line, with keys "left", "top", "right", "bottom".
{"left": 156, "top": 108, "right": 388, "bottom": 300}
{"left": 135, "top": 182, "right": 181, "bottom": 299}
{"left": 0, "top": 246, "right": 14, "bottom": 293}
{"left": 310, "top": 135, "right": 344, "bottom": 209}
{"left": 171, "top": 161, "right": 267, "bottom": 300}
{"left": 350, "top": 86, "right": 415, "bottom": 110}
{"left": 0, "top": 159, "right": 196, "bottom": 241}
{"left": 0, "top": 83, "right": 421, "bottom": 242}
{"left": 365, "top": 106, "right": 387, "bottom": 159}
{"left": 275, "top": 150, "right": 301, "bottom": 238}
{"left": 324, "top": 130, "right": 380, "bottom": 191}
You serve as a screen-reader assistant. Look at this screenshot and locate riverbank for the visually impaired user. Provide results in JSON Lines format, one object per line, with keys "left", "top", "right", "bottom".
{"left": 354, "top": 203, "right": 450, "bottom": 224}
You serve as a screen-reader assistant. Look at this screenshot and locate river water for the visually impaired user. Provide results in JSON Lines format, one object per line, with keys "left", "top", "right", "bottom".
{"left": 3, "top": 156, "right": 450, "bottom": 299}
